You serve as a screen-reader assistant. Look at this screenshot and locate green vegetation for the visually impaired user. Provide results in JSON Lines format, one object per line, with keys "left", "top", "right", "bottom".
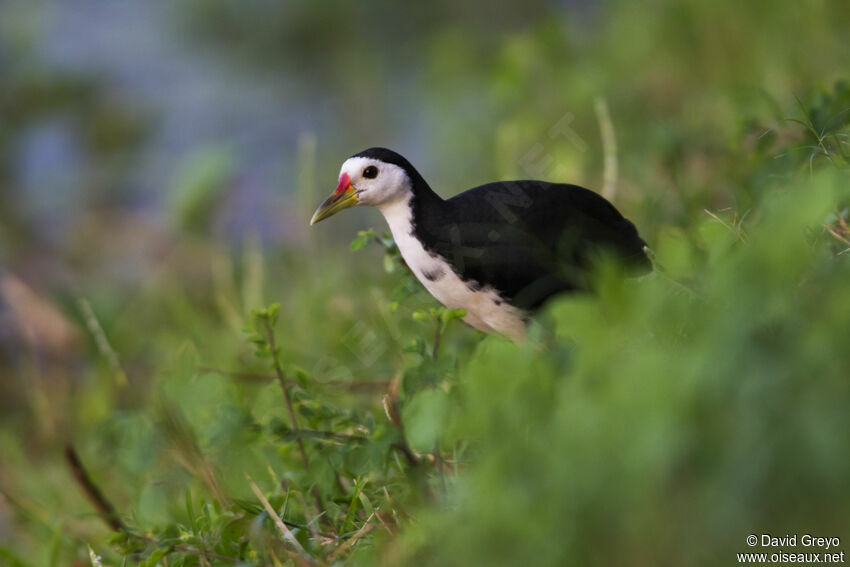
{"left": 1, "top": 1, "right": 849, "bottom": 565}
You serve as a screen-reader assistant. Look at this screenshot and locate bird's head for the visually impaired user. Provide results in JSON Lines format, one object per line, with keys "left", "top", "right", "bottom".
{"left": 310, "top": 147, "right": 419, "bottom": 225}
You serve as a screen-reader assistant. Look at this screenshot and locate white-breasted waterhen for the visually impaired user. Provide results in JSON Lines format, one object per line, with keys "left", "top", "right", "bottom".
{"left": 311, "top": 147, "right": 650, "bottom": 340}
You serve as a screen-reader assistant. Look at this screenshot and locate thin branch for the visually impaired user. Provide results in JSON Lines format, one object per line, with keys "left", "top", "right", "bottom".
{"left": 76, "top": 296, "right": 127, "bottom": 387}
{"left": 826, "top": 225, "right": 850, "bottom": 245}
{"left": 262, "top": 320, "right": 309, "bottom": 468}
{"left": 704, "top": 209, "right": 748, "bottom": 242}
{"left": 64, "top": 444, "right": 126, "bottom": 532}
{"left": 374, "top": 510, "right": 395, "bottom": 535}
{"left": 247, "top": 476, "right": 315, "bottom": 566}
{"left": 65, "top": 444, "right": 236, "bottom": 563}
{"left": 382, "top": 486, "right": 410, "bottom": 522}
{"left": 261, "top": 320, "right": 331, "bottom": 525}
{"left": 328, "top": 512, "right": 376, "bottom": 561}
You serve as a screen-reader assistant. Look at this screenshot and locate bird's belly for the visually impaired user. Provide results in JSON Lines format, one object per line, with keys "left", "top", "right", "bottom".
{"left": 393, "top": 232, "right": 527, "bottom": 340}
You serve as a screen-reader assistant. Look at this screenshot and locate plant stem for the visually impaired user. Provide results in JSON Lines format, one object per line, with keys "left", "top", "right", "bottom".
{"left": 65, "top": 444, "right": 238, "bottom": 563}
{"left": 64, "top": 444, "right": 126, "bottom": 532}
{"left": 434, "top": 441, "right": 446, "bottom": 495}
{"left": 248, "top": 476, "right": 315, "bottom": 566}
{"left": 263, "top": 319, "right": 309, "bottom": 468}
{"left": 262, "top": 318, "right": 328, "bottom": 524}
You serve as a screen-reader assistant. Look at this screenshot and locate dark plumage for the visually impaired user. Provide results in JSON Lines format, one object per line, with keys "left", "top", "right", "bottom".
{"left": 311, "top": 147, "right": 651, "bottom": 339}
{"left": 355, "top": 148, "right": 651, "bottom": 310}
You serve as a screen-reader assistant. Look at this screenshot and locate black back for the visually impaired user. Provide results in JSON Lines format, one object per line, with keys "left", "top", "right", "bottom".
{"left": 357, "top": 148, "right": 651, "bottom": 310}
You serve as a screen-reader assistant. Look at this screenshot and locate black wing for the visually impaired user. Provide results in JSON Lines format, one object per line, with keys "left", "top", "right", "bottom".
{"left": 411, "top": 181, "right": 650, "bottom": 310}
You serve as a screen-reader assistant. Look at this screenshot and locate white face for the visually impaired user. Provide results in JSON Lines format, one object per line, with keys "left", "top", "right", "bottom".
{"left": 341, "top": 157, "right": 413, "bottom": 208}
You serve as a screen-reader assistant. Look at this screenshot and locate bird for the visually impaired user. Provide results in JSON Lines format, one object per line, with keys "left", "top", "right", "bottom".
{"left": 310, "top": 147, "right": 650, "bottom": 341}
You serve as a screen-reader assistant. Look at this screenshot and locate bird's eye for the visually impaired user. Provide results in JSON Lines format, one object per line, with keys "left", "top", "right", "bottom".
{"left": 363, "top": 165, "right": 378, "bottom": 179}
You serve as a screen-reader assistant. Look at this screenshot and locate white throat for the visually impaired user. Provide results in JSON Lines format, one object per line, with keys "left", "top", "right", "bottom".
{"left": 376, "top": 196, "right": 416, "bottom": 237}
{"left": 375, "top": 196, "right": 527, "bottom": 341}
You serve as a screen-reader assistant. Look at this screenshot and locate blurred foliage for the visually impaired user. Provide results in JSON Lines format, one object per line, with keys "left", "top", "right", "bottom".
{"left": 170, "top": 147, "right": 237, "bottom": 235}
{"left": 1, "top": 0, "right": 850, "bottom": 565}
{"left": 385, "top": 168, "right": 850, "bottom": 566}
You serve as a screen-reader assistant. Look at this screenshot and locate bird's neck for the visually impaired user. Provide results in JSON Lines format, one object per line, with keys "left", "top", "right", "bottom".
{"left": 376, "top": 195, "right": 417, "bottom": 242}
{"left": 376, "top": 180, "right": 444, "bottom": 241}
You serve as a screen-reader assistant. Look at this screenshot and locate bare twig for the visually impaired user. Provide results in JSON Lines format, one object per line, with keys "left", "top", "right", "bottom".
{"left": 704, "top": 209, "right": 748, "bottom": 242}
{"left": 66, "top": 444, "right": 236, "bottom": 563}
{"left": 826, "top": 225, "right": 850, "bottom": 245}
{"left": 247, "top": 476, "right": 315, "bottom": 566}
{"left": 374, "top": 510, "right": 395, "bottom": 535}
{"left": 64, "top": 444, "right": 126, "bottom": 532}
{"left": 382, "top": 487, "right": 410, "bottom": 522}
{"left": 76, "top": 296, "right": 128, "bottom": 387}
{"left": 328, "top": 512, "right": 376, "bottom": 561}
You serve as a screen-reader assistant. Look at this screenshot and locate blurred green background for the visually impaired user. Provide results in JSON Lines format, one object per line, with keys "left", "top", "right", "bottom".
{"left": 1, "top": 1, "right": 849, "bottom": 565}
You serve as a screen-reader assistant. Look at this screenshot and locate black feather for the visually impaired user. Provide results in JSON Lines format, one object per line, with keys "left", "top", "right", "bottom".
{"left": 358, "top": 148, "right": 650, "bottom": 310}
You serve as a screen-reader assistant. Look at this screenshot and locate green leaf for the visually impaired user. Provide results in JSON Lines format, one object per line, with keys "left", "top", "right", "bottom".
{"left": 383, "top": 252, "right": 397, "bottom": 273}
{"left": 350, "top": 228, "right": 375, "bottom": 251}
{"left": 268, "top": 302, "right": 281, "bottom": 325}
{"left": 185, "top": 489, "right": 197, "bottom": 534}
{"left": 140, "top": 548, "right": 170, "bottom": 567}
{"left": 440, "top": 307, "right": 466, "bottom": 327}
{"left": 339, "top": 476, "right": 364, "bottom": 536}
{"left": 412, "top": 309, "right": 431, "bottom": 323}
{"left": 402, "top": 388, "right": 451, "bottom": 452}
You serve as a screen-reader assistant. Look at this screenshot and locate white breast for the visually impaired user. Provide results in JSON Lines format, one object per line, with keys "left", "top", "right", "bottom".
{"left": 376, "top": 198, "right": 527, "bottom": 341}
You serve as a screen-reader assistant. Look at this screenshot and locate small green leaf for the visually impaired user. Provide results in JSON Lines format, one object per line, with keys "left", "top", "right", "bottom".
{"left": 403, "top": 389, "right": 451, "bottom": 452}
{"left": 268, "top": 302, "right": 280, "bottom": 324}
{"left": 350, "top": 228, "right": 375, "bottom": 251}
{"left": 383, "top": 253, "right": 396, "bottom": 273}
{"left": 340, "top": 477, "right": 365, "bottom": 536}
{"left": 412, "top": 309, "right": 431, "bottom": 323}
{"left": 185, "top": 489, "right": 197, "bottom": 534}
{"left": 440, "top": 307, "right": 467, "bottom": 327}
{"left": 140, "top": 548, "right": 170, "bottom": 567}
